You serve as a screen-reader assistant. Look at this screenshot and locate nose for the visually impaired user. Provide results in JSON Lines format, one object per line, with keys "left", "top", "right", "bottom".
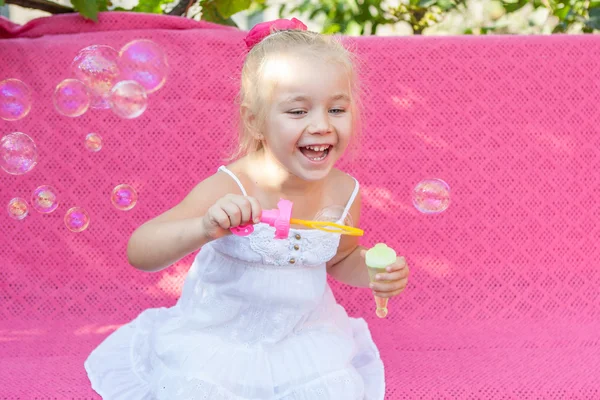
{"left": 307, "top": 110, "right": 332, "bottom": 135}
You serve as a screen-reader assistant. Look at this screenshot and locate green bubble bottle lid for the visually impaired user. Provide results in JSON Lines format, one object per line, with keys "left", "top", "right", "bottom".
{"left": 365, "top": 243, "right": 397, "bottom": 269}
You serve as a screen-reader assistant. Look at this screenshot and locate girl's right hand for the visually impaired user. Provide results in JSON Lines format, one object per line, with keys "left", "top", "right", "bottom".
{"left": 201, "top": 194, "right": 262, "bottom": 240}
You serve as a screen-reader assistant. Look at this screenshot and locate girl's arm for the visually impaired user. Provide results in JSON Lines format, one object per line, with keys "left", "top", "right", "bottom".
{"left": 127, "top": 172, "right": 243, "bottom": 272}
{"left": 326, "top": 187, "right": 371, "bottom": 288}
{"left": 327, "top": 185, "right": 411, "bottom": 298}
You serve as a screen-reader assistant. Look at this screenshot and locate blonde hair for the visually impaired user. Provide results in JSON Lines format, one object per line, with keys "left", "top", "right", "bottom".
{"left": 227, "top": 28, "right": 363, "bottom": 161}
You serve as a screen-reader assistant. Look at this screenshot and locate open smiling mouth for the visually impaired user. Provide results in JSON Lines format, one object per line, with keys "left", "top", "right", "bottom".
{"left": 298, "top": 144, "right": 332, "bottom": 162}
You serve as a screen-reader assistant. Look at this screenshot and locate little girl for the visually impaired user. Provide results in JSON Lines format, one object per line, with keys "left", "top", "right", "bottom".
{"left": 85, "top": 18, "right": 409, "bottom": 400}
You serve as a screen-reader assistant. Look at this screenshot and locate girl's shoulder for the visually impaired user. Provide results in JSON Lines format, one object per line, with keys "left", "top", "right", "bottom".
{"left": 329, "top": 168, "right": 359, "bottom": 196}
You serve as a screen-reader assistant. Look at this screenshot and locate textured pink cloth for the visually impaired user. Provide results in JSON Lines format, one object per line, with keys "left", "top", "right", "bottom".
{"left": 1, "top": 12, "right": 600, "bottom": 398}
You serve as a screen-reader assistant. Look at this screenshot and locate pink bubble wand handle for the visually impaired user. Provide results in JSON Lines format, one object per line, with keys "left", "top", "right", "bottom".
{"left": 230, "top": 199, "right": 292, "bottom": 239}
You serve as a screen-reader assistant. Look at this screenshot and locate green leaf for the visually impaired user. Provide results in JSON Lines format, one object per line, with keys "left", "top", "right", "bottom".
{"left": 278, "top": 3, "right": 286, "bottom": 16}
{"left": 215, "top": 0, "right": 251, "bottom": 18}
{"left": 346, "top": 19, "right": 362, "bottom": 35}
{"left": 323, "top": 23, "right": 341, "bottom": 34}
{"left": 97, "top": 0, "right": 108, "bottom": 11}
{"left": 133, "top": 0, "right": 169, "bottom": 13}
{"left": 437, "top": 0, "right": 454, "bottom": 10}
{"left": 71, "top": 0, "right": 100, "bottom": 21}
{"left": 502, "top": 0, "right": 528, "bottom": 13}
{"left": 0, "top": 0, "right": 5, "bottom": 6}
{"left": 553, "top": 4, "right": 571, "bottom": 19}
{"left": 419, "top": 0, "right": 436, "bottom": 7}
{"left": 309, "top": 8, "right": 323, "bottom": 20}
{"left": 200, "top": 0, "right": 238, "bottom": 27}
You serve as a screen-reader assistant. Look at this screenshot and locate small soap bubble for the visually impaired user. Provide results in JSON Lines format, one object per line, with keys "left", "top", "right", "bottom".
{"left": 0, "top": 132, "right": 38, "bottom": 175}
{"left": 71, "top": 45, "right": 120, "bottom": 109}
{"left": 7, "top": 197, "right": 29, "bottom": 220}
{"left": 412, "top": 178, "right": 451, "bottom": 214}
{"left": 111, "top": 184, "right": 138, "bottom": 211}
{"left": 0, "top": 79, "right": 32, "bottom": 121}
{"left": 64, "top": 207, "right": 90, "bottom": 232}
{"left": 53, "top": 79, "right": 91, "bottom": 117}
{"left": 119, "top": 39, "right": 168, "bottom": 94}
{"left": 31, "top": 185, "right": 59, "bottom": 214}
{"left": 85, "top": 133, "right": 103, "bottom": 152}
{"left": 109, "top": 80, "right": 148, "bottom": 119}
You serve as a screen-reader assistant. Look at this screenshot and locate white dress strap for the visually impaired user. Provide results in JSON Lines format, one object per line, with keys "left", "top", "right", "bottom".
{"left": 218, "top": 165, "right": 248, "bottom": 196}
{"left": 339, "top": 176, "right": 359, "bottom": 223}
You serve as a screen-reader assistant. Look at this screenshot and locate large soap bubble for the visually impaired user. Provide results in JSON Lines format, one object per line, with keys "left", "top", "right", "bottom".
{"left": 412, "top": 178, "right": 451, "bottom": 214}
{"left": 71, "top": 45, "right": 121, "bottom": 109}
{"left": 119, "top": 39, "right": 168, "bottom": 94}
{"left": 0, "top": 79, "right": 32, "bottom": 121}
{"left": 0, "top": 132, "right": 38, "bottom": 175}
{"left": 109, "top": 81, "right": 148, "bottom": 119}
{"left": 53, "top": 79, "right": 91, "bottom": 117}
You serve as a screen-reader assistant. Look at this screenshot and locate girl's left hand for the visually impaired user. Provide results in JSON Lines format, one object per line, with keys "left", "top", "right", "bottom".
{"left": 361, "top": 251, "right": 410, "bottom": 298}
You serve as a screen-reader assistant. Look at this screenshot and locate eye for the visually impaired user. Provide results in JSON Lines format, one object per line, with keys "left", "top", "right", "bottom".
{"left": 330, "top": 108, "right": 345, "bottom": 114}
{"left": 287, "top": 110, "right": 306, "bottom": 115}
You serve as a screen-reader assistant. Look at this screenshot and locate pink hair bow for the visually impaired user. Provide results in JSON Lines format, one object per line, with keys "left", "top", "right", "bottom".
{"left": 244, "top": 18, "right": 308, "bottom": 49}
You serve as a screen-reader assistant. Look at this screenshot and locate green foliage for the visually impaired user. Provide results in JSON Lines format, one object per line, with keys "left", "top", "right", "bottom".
{"left": 280, "top": 0, "right": 391, "bottom": 35}
{"left": 548, "top": 0, "right": 599, "bottom": 33}
{"left": 132, "top": 0, "right": 172, "bottom": 14}
{"left": 7, "top": 0, "right": 599, "bottom": 34}
{"left": 71, "top": 0, "right": 108, "bottom": 21}
{"left": 389, "top": 0, "right": 466, "bottom": 34}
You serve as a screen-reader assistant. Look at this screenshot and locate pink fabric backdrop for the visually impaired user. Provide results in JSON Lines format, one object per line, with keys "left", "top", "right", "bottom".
{"left": 1, "top": 12, "right": 600, "bottom": 398}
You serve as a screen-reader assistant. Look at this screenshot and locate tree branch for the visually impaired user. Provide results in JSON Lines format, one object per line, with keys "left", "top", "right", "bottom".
{"left": 166, "top": 0, "right": 194, "bottom": 16}
{"left": 5, "top": 0, "right": 74, "bottom": 14}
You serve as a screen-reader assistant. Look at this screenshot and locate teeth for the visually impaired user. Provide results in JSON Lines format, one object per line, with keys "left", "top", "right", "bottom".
{"left": 305, "top": 145, "right": 329, "bottom": 151}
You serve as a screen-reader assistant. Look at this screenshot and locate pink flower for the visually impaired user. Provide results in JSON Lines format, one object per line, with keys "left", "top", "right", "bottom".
{"left": 244, "top": 18, "right": 308, "bottom": 49}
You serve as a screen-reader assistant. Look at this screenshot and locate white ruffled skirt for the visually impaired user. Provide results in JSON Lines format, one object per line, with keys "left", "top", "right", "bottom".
{"left": 85, "top": 304, "right": 384, "bottom": 399}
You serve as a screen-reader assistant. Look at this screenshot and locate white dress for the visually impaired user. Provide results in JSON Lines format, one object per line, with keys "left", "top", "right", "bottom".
{"left": 85, "top": 166, "right": 385, "bottom": 400}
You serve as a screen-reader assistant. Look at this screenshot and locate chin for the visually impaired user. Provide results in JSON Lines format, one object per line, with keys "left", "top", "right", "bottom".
{"left": 296, "top": 167, "right": 332, "bottom": 182}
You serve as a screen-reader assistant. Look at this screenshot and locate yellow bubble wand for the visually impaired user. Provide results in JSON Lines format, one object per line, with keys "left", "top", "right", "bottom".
{"left": 231, "top": 198, "right": 363, "bottom": 238}
{"left": 289, "top": 218, "right": 364, "bottom": 236}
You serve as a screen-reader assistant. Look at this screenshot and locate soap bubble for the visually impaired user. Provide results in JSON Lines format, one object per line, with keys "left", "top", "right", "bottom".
{"left": 53, "top": 79, "right": 90, "bottom": 117}
{"left": 0, "top": 79, "right": 32, "bottom": 121}
{"left": 0, "top": 132, "right": 38, "bottom": 175}
{"left": 111, "top": 184, "right": 138, "bottom": 211}
{"left": 71, "top": 45, "right": 120, "bottom": 109}
{"left": 314, "top": 205, "right": 354, "bottom": 227}
{"left": 7, "top": 197, "right": 29, "bottom": 220}
{"left": 85, "top": 133, "right": 103, "bottom": 152}
{"left": 412, "top": 178, "right": 451, "bottom": 214}
{"left": 64, "top": 207, "right": 90, "bottom": 232}
{"left": 119, "top": 39, "right": 168, "bottom": 94}
{"left": 31, "top": 185, "right": 59, "bottom": 214}
{"left": 109, "top": 80, "right": 148, "bottom": 119}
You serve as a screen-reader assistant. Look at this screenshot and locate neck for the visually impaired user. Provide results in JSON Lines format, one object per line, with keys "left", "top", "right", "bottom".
{"left": 246, "top": 149, "right": 326, "bottom": 197}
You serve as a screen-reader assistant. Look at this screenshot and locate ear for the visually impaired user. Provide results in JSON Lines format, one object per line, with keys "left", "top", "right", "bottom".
{"left": 241, "top": 105, "right": 263, "bottom": 140}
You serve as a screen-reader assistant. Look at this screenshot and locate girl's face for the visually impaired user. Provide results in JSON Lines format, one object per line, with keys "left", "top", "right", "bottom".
{"left": 259, "top": 52, "right": 354, "bottom": 182}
